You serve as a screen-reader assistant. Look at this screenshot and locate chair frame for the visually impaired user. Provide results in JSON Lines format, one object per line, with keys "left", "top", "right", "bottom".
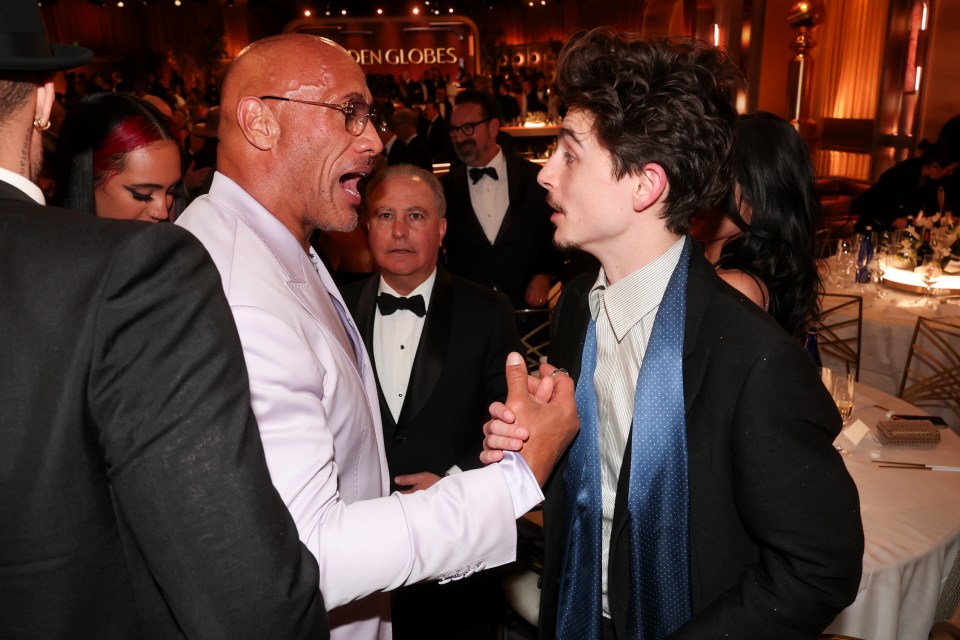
{"left": 898, "top": 316, "right": 960, "bottom": 423}
{"left": 815, "top": 293, "right": 863, "bottom": 381}
{"left": 515, "top": 307, "right": 552, "bottom": 370}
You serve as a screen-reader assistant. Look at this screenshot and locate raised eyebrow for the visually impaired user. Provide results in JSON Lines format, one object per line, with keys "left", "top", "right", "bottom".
{"left": 557, "top": 127, "right": 583, "bottom": 147}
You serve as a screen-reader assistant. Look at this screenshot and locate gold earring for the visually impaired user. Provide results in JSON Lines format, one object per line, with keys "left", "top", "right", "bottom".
{"left": 33, "top": 119, "right": 51, "bottom": 132}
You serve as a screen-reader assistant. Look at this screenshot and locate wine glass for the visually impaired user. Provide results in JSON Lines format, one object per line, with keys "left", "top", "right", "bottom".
{"left": 921, "top": 255, "right": 943, "bottom": 308}
{"left": 835, "top": 238, "right": 856, "bottom": 288}
{"left": 873, "top": 250, "right": 889, "bottom": 299}
{"left": 832, "top": 372, "right": 856, "bottom": 424}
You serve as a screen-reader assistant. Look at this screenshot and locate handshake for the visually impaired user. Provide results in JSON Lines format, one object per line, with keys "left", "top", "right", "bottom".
{"left": 481, "top": 352, "right": 580, "bottom": 486}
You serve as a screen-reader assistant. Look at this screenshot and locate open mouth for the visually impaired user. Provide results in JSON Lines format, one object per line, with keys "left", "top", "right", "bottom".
{"left": 340, "top": 168, "right": 371, "bottom": 205}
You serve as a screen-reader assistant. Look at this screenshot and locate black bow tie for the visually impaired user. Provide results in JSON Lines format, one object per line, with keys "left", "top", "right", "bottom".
{"left": 377, "top": 293, "right": 426, "bottom": 317}
{"left": 469, "top": 166, "right": 499, "bottom": 184}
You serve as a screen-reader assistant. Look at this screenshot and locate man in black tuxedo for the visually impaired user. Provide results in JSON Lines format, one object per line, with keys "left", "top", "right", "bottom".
{"left": 485, "top": 31, "right": 863, "bottom": 639}
{"left": 343, "top": 164, "right": 522, "bottom": 639}
{"left": 434, "top": 83, "right": 454, "bottom": 121}
{"left": 420, "top": 100, "right": 456, "bottom": 165}
{"left": 0, "top": 2, "right": 324, "bottom": 637}
{"left": 441, "top": 89, "right": 560, "bottom": 309}
{"left": 379, "top": 122, "right": 421, "bottom": 168}
{"left": 391, "top": 107, "right": 433, "bottom": 171}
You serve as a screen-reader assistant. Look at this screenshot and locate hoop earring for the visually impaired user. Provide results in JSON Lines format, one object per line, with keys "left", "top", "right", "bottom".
{"left": 33, "top": 119, "right": 51, "bottom": 132}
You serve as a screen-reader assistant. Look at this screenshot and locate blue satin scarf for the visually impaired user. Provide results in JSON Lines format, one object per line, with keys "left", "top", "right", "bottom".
{"left": 557, "top": 237, "right": 693, "bottom": 639}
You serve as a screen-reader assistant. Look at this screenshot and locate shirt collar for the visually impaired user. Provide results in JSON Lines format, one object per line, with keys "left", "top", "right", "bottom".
{"left": 0, "top": 167, "right": 45, "bottom": 205}
{"left": 378, "top": 268, "right": 437, "bottom": 311}
{"left": 589, "top": 236, "right": 685, "bottom": 342}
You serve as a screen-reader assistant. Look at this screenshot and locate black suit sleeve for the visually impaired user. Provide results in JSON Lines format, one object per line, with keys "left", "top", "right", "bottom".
{"left": 674, "top": 339, "right": 863, "bottom": 639}
{"left": 87, "top": 226, "right": 326, "bottom": 639}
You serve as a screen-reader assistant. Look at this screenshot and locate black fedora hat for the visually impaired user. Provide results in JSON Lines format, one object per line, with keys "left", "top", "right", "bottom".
{"left": 0, "top": 0, "right": 93, "bottom": 72}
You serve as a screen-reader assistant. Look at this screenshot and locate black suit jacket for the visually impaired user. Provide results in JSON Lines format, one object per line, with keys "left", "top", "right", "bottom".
{"left": 0, "top": 182, "right": 324, "bottom": 639}
{"left": 424, "top": 115, "right": 456, "bottom": 165}
{"left": 343, "top": 267, "right": 522, "bottom": 491}
{"left": 540, "top": 248, "right": 863, "bottom": 639}
{"left": 386, "top": 137, "right": 419, "bottom": 168}
{"left": 403, "top": 133, "right": 434, "bottom": 171}
{"left": 526, "top": 90, "right": 547, "bottom": 114}
{"left": 441, "top": 153, "right": 560, "bottom": 306}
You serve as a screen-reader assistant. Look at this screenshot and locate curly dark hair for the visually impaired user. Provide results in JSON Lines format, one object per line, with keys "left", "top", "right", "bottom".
{"left": 555, "top": 29, "right": 743, "bottom": 234}
{"left": 716, "top": 112, "right": 823, "bottom": 338}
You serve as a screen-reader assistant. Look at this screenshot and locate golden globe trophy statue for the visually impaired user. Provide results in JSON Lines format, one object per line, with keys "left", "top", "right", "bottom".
{"left": 786, "top": 0, "right": 825, "bottom": 141}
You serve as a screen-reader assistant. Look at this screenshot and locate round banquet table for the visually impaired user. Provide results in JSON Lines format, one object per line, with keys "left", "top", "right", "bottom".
{"left": 820, "top": 258, "right": 960, "bottom": 428}
{"left": 824, "top": 382, "right": 960, "bottom": 640}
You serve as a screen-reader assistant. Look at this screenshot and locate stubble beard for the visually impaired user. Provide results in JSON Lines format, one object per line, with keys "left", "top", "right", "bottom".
{"left": 311, "top": 204, "right": 359, "bottom": 233}
{"left": 455, "top": 141, "right": 478, "bottom": 165}
{"left": 547, "top": 195, "right": 578, "bottom": 251}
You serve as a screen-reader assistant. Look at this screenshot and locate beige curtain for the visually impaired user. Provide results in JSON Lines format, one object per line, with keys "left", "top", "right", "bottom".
{"left": 811, "top": 0, "right": 889, "bottom": 180}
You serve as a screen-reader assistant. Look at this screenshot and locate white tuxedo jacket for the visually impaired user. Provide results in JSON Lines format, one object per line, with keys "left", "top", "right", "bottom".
{"left": 178, "top": 173, "right": 524, "bottom": 640}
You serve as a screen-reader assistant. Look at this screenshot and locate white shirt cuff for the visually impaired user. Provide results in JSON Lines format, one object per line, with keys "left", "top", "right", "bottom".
{"left": 498, "top": 451, "right": 544, "bottom": 519}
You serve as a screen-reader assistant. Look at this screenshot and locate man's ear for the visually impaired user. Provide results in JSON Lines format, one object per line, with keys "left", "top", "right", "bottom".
{"left": 236, "top": 97, "right": 279, "bottom": 151}
{"left": 633, "top": 162, "right": 668, "bottom": 213}
{"left": 35, "top": 80, "right": 55, "bottom": 127}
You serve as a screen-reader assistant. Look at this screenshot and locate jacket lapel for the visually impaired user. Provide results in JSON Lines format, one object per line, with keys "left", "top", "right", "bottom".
{"left": 681, "top": 248, "right": 715, "bottom": 414}
{"left": 396, "top": 267, "right": 451, "bottom": 429}
{"left": 352, "top": 276, "right": 396, "bottom": 428}
{"left": 493, "top": 154, "right": 525, "bottom": 246}
{"left": 449, "top": 166, "right": 488, "bottom": 242}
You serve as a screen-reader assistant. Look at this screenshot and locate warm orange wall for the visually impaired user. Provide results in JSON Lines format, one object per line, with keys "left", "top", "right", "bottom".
{"left": 753, "top": 0, "right": 795, "bottom": 120}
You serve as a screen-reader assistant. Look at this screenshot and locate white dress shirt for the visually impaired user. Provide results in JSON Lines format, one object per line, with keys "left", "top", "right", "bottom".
{"left": 0, "top": 167, "right": 45, "bottom": 205}
{"left": 373, "top": 270, "right": 436, "bottom": 423}
{"left": 467, "top": 148, "right": 509, "bottom": 244}
{"left": 588, "top": 237, "right": 685, "bottom": 617}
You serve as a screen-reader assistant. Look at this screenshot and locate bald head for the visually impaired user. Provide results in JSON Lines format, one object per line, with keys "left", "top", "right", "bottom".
{"left": 216, "top": 34, "right": 382, "bottom": 247}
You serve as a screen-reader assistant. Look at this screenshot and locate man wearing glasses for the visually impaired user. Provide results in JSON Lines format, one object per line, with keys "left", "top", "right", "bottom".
{"left": 176, "top": 34, "right": 579, "bottom": 640}
{"left": 442, "top": 89, "right": 561, "bottom": 309}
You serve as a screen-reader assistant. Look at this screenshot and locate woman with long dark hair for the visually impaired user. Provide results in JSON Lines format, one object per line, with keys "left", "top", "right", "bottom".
{"left": 53, "top": 92, "right": 183, "bottom": 222}
{"left": 691, "top": 111, "right": 822, "bottom": 339}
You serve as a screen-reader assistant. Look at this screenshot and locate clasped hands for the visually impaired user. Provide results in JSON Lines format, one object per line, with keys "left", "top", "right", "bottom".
{"left": 481, "top": 352, "right": 579, "bottom": 486}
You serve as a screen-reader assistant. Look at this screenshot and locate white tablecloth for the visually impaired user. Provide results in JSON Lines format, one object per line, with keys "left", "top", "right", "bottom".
{"left": 825, "top": 383, "right": 960, "bottom": 640}
{"left": 821, "top": 259, "right": 960, "bottom": 427}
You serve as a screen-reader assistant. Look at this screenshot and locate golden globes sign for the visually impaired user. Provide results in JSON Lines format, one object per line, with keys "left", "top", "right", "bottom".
{"left": 349, "top": 47, "right": 460, "bottom": 66}
{"left": 284, "top": 16, "right": 480, "bottom": 76}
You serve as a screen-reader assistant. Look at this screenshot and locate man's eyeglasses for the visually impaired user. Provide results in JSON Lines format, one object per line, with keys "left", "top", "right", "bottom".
{"left": 448, "top": 118, "right": 490, "bottom": 137}
{"left": 259, "top": 95, "right": 386, "bottom": 136}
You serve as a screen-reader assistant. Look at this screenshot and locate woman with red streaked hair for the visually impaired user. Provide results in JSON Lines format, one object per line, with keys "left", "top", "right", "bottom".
{"left": 53, "top": 92, "right": 183, "bottom": 222}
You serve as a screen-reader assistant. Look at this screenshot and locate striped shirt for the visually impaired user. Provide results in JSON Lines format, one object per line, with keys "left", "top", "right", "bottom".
{"left": 588, "top": 237, "right": 685, "bottom": 617}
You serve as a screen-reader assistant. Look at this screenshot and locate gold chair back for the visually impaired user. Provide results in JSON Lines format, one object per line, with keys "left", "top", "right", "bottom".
{"left": 898, "top": 317, "right": 960, "bottom": 429}
{"left": 815, "top": 293, "right": 863, "bottom": 381}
